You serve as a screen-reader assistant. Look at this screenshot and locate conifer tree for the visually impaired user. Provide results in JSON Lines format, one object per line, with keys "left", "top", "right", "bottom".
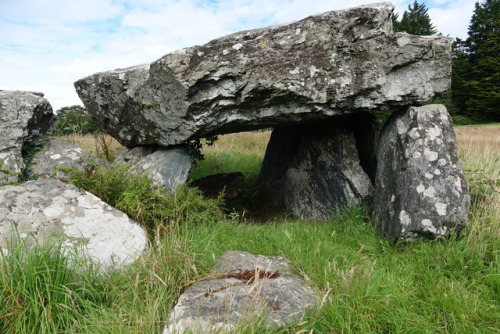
{"left": 392, "top": 1, "right": 438, "bottom": 35}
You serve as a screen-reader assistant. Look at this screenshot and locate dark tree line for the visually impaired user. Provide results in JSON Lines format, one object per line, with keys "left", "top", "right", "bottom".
{"left": 393, "top": 0, "right": 499, "bottom": 123}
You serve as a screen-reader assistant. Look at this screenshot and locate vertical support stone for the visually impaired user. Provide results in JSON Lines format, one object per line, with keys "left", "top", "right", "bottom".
{"left": 372, "top": 104, "right": 470, "bottom": 240}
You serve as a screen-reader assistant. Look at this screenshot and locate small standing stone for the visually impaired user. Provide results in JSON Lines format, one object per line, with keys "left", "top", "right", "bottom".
{"left": 372, "top": 104, "right": 470, "bottom": 240}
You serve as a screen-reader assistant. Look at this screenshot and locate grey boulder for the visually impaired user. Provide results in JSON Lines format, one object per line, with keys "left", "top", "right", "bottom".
{"left": 372, "top": 104, "right": 470, "bottom": 240}
{"left": 31, "top": 139, "right": 109, "bottom": 181}
{"left": 74, "top": 3, "right": 451, "bottom": 148}
{"left": 163, "top": 251, "right": 318, "bottom": 333}
{"left": 0, "top": 90, "right": 54, "bottom": 184}
{"left": 114, "top": 146, "right": 192, "bottom": 194}
{"left": 0, "top": 179, "right": 148, "bottom": 268}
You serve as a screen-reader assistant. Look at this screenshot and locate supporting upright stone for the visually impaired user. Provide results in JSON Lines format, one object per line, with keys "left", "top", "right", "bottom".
{"left": 372, "top": 104, "right": 470, "bottom": 240}
{"left": 259, "top": 117, "right": 373, "bottom": 219}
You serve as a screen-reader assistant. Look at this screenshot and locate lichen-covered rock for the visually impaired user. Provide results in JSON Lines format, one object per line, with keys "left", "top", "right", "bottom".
{"left": 0, "top": 90, "right": 54, "bottom": 184}
{"left": 74, "top": 3, "right": 451, "bottom": 148}
{"left": 31, "top": 139, "right": 109, "bottom": 181}
{"left": 258, "top": 117, "right": 373, "bottom": 219}
{"left": 163, "top": 251, "right": 318, "bottom": 334}
{"left": 112, "top": 146, "right": 192, "bottom": 194}
{"left": 189, "top": 172, "right": 244, "bottom": 200}
{"left": 372, "top": 104, "right": 470, "bottom": 240}
{"left": 0, "top": 179, "right": 147, "bottom": 268}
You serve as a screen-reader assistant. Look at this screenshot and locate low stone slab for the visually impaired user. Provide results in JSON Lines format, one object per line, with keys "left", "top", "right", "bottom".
{"left": 0, "top": 90, "right": 54, "bottom": 184}
{"left": 31, "top": 139, "right": 109, "bottom": 181}
{"left": 0, "top": 179, "right": 148, "bottom": 268}
{"left": 163, "top": 251, "right": 318, "bottom": 333}
{"left": 372, "top": 104, "right": 470, "bottom": 240}
{"left": 113, "top": 146, "right": 192, "bottom": 194}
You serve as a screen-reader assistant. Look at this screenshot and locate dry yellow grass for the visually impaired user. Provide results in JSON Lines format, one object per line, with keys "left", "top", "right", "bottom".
{"left": 56, "top": 133, "right": 123, "bottom": 162}
{"left": 203, "top": 131, "right": 272, "bottom": 156}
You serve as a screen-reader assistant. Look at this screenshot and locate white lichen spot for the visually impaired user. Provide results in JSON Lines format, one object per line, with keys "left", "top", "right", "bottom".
{"left": 289, "top": 67, "right": 300, "bottom": 75}
{"left": 435, "top": 203, "right": 447, "bottom": 216}
{"left": 295, "top": 28, "right": 301, "bottom": 35}
{"left": 391, "top": 195, "right": 396, "bottom": 202}
{"left": 425, "top": 172, "right": 434, "bottom": 179}
{"left": 222, "top": 49, "right": 230, "bottom": 56}
{"left": 438, "top": 158, "right": 447, "bottom": 166}
{"left": 416, "top": 184, "right": 425, "bottom": 193}
{"left": 408, "top": 128, "right": 420, "bottom": 139}
{"left": 399, "top": 210, "right": 411, "bottom": 227}
{"left": 454, "top": 177, "right": 462, "bottom": 189}
{"left": 232, "top": 43, "right": 243, "bottom": 51}
{"left": 412, "top": 151, "right": 421, "bottom": 159}
{"left": 427, "top": 125, "right": 442, "bottom": 140}
{"left": 423, "top": 186, "right": 436, "bottom": 198}
{"left": 434, "top": 169, "right": 441, "bottom": 175}
{"left": 43, "top": 206, "right": 63, "bottom": 218}
{"left": 421, "top": 219, "right": 433, "bottom": 227}
{"left": 50, "top": 154, "right": 62, "bottom": 160}
{"left": 197, "top": 51, "right": 204, "bottom": 57}
{"left": 396, "top": 119, "right": 407, "bottom": 135}
{"left": 20, "top": 233, "right": 28, "bottom": 239}
{"left": 424, "top": 149, "right": 438, "bottom": 161}
{"left": 309, "top": 66, "right": 320, "bottom": 77}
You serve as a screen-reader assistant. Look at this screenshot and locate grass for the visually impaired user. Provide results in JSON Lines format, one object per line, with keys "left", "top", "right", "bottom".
{"left": 1, "top": 126, "right": 498, "bottom": 333}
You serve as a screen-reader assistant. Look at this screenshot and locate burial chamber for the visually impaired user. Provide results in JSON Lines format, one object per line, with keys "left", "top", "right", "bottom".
{"left": 74, "top": 3, "right": 469, "bottom": 240}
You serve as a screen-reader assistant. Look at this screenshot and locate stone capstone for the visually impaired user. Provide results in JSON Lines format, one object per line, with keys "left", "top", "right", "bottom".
{"left": 74, "top": 3, "right": 451, "bottom": 148}
{"left": 114, "top": 146, "right": 192, "bottom": 194}
{"left": 258, "top": 115, "right": 375, "bottom": 219}
{"left": 0, "top": 90, "right": 54, "bottom": 184}
{"left": 0, "top": 179, "right": 148, "bottom": 268}
{"left": 31, "top": 139, "right": 109, "bottom": 181}
{"left": 189, "top": 172, "right": 244, "bottom": 200}
{"left": 371, "top": 104, "right": 470, "bottom": 240}
{"left": 163, "top": 251, "right": 318, "bottom": 334}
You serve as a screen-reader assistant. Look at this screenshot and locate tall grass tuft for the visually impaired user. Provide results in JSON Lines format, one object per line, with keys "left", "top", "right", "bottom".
{"left": 0, "top": 236, "right": 108, "bottom": 334}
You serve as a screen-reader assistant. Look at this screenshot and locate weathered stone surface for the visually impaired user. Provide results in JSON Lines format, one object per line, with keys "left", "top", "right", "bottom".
{"left": 189, "top": 172, "right": 244, "bottom": 200}
{"left": 112, "top": 145, "right": 155, "bottom": 166}
{"left": 372, "top": 104, "right": 470, "bottom": 240}
{"left": 124, "top": 146, "right": 192, "bottom": 194}
{"left": 0, "top": 90, "right": 54, "bottom": 184}
{"left": 0, "top": 179, "right": 147, "bottom": 268}
{"left": 258, "top": 117, "right": 374, "bottom": 219}
{"left": 163, "top": 251, "right": 318, "bottom": 334}
{"left": 75, "top": 3, "right": 451, "bottom": 148}
{"left": 31, "top": 139, "right": 109, "bottom": 181}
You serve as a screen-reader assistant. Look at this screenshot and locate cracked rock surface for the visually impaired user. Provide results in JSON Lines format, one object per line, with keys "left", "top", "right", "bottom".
{"left": 0, "top": 179, "right": 148, "bottom": 268}
{"left": 163, "top": 251, "right": 318, "bottom": 334}
{"left": 0, "top": 90, "right": 54, "bottom": 184}
{"left": 74, "top": 3, "right": 451, "bottom": 148}
{"left": 372, "top": 104, "right": 470, "bottom": 240}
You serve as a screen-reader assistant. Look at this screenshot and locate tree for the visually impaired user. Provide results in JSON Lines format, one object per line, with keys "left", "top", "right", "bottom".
{"left": 392, "top": 1, "right": 438, "bottom": 35}
{"left": 54, "top": 105, "right": 102, "bottom": 135}
{"left": 465, "top": 0, "right": 500, "bottom": 121}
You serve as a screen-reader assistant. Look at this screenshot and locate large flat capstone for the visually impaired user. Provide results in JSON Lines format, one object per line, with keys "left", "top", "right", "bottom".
{"left": 0, "top": 179, "right": 148, "bottom": 268}
{"left": 74, "top": 3, "right": 451, "bottom": 148}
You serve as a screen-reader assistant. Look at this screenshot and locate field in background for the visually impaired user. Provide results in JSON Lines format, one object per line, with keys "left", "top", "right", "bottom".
{"left": 2, "top": 126, "right": 495, "bottom": 333}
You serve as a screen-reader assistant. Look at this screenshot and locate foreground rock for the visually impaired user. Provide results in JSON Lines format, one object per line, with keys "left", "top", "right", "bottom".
{"left": 75, "top": 3, "right": 451, "bottom": 148}
{"left": 0, "top": 90, "right": 54, "bottom": 184}
{"left": 31, "top": 139, "right": 109, "bottom": 181}
{"left": 372, "top": 105, "right": 470, "bottom": 240}
{"left": 0, "top": 179, "right": 148, "bottom": 268}
{"left": 259, "top": 116, "right": 374, "bottom": 219}
{"left": 114, "top": 146, "right": 192, "bottom": 194}
{"left": 164, "top": 251, "right": 318, "bottom": 333}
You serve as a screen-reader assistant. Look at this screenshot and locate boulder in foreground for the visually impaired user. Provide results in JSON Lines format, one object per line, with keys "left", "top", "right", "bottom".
{"left": 0, "top": 179, "right": 147, "bottom": 268}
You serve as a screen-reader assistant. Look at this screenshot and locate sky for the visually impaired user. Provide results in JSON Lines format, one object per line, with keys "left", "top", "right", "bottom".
{"left": 0, "top": 0, "right": 478, "bottom": 111}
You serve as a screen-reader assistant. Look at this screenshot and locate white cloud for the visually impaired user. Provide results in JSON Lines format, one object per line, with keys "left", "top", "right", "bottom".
{"left": 0, "top": 0, "right": 477, "bottom": 111}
